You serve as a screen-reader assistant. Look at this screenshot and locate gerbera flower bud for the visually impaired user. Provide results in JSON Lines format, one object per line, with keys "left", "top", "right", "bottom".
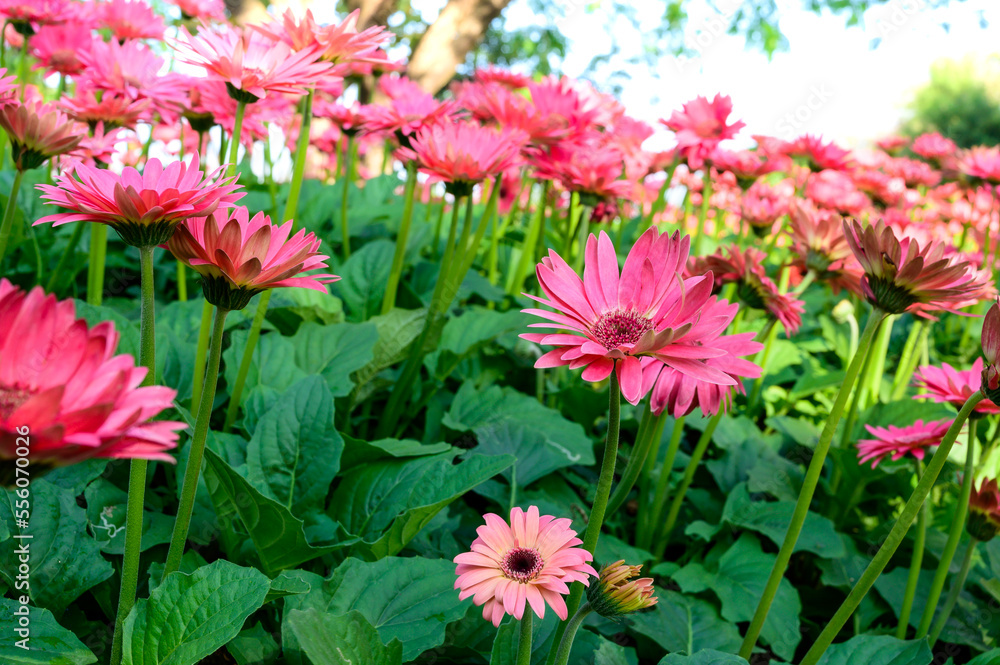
{"left": 167, "top": 207, "right": 339, "bottom": 311}
{"left": 0, "top": 281, "right": 184, "bottom": 486}
{"left": 843, "top": 218, "right": 987, "bottom": 316}
{"left": 967, "top": 477, "right": 1000, "bottom": 542}
{"left": 36, "top": 155, "right": 243, "bottom": 247}
{"left": 586, "top": 560, "right": 657, "bottom": 620}
{"left": 0, "top": 99, "right": 83, "bottom": 170}
{"left": 981, "top": 298, "right": 1000, "bottom": 402}
{"left": 454, "top": 506, "right": 597, "bottom": 626}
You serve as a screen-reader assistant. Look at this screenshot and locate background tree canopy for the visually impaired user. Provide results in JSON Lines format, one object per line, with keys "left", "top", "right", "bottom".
{"left": 901, "top": 55, "right": 1000, "bottom": 148}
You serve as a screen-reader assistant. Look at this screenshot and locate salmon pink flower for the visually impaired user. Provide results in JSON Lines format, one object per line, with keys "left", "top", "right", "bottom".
{"left": 661, "top": 94, "right": 744, "bottom": 169}
{"left": 167, "top": 207, "right": 338, "bottom": 310}
{"left": 529, "top": 137, "right": 631, "bottom": 202}
{"left": 856, "top": 418, "right": 955, "bottom": 469}
{"left": 587, "top": 560, "right": 657, "bottom": 619}
{"left": 0, "top": 0, "right": 73, "bottom": 29}
{"left": 77, "top": 39, "right": 188, "bottom": 119}
{"left": 521, "top": 228, "right": 747, "bottom": 404}
{"left": 912, "top": 132, "right": 957, "bottom": 167}
{"left": 806, "top": 169, "right": 870, "bottom": 214}
{"left": 475, "top": 66, "right": 531, "bottom": 89}
{"left": 454, "top": 506, "right": 596, "bottom": 626}
{"left": 711, "top": 148, "right": 783, "bottom": 189}
{"left": 61, "top": 87, "right": 150, "bottom": 129}
{"left": 0, "top": 281, "right": 184, "bottom": 486}
{"left": 0, "top": 98, "right": 83, "bottom": 170}
{"left": 788, "top": 203, "right": 862, "bottom": 295}
{"left": 396, "top": 120, "right": 525, "bottom": 193}
{"left": 967, "top": 477, "right": 1000, "bottom": 541}
{"left": 36, "top": 155, "right": 243, "bottom": 247}
{"left": 357, "top": 89, "right": 457, "bottom": 144}
{"left": 843, "top": 218, "right": 987, "bottom": 316}
{"left": 875, "top": 135, "right": 909, "bottom": 155}
{"left": 914, "top": 358, "right": 999, "bottom": 416}
{"left": 174, "top": 22, "right": 330, "bottom": 102}
{"left": 959, "top": 147, "right": 1000, "bottom": 186}
{"left": 167, "top": 0, "right": 226, "bottom": 22}
{"left": 639, "top": 297, "right": 763, "bottom": 417}
{"left": 740, "top": 180, "right": 789, "bottom": 235}
{"left": 100, "top": 0, "right": 165, "bottom": 41}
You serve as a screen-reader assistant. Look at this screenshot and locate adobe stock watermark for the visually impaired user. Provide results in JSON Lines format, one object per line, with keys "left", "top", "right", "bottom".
{"left": 775, "top": 84, "right": 835, "bottom": 140}
{"left": 867, "top": 0, "right": 930, "bottom": 46}
{"left": 673, "top": 0, "right": 743, "bottom": 73}
{"left": 10, "top": 425, "right": 33, "bottom": 650}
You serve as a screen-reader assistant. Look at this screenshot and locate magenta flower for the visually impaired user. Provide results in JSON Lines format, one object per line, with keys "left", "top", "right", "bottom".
{"left": 396, "top": 120, "right": 525, "bottom": 191}
{"left": 784, "top": 134, "right": 853, "bottom": 172}
{"left": 167, "top": 207, "right": 339, "bottom": 310}
{"left": 36, "top": 155, "right": 243, "bottom": 247}
{"left": 0, "top": 281, "right": 184, "bottom": 485}
{"left": 77, "top": 39, "right": 188, "bottom": 120}
{"left": 915, "top": 358, "right": 999, "bottom": 416}
{"left": 521, "top": 228, "right": 747, "bottom": 404}
{"left": 454, "top": 506, "right": 596, "bottom": 626}
{"left": 959, "top": 146, "right": 1000, "bottom": 186}
{"left": 661, "top": 94, "right": 745, "bottom": 169}
{"left": 100, "top": 0, "right": 165, "bottom": 41}
{"left": 30, "top": 24, "right": 93, "bottom": 76}
{"left": 529, "top": 135, "right": 632, "bottom": 202}
{"left": 856, "top": 419, "right": 955, "bottom": 469}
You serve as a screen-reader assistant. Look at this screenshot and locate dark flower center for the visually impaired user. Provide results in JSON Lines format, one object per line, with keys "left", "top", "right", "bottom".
{"left": 0, "top": 386, "right": 31, "bottom": 421}
{"left": 864, "top": 275, "right": 917, "bottom": 315}
{"left": 501, "top": 547, "right": 544, "bottom": 583}
{"left": 591, "top": 309, "right": 653, "bottom": 350}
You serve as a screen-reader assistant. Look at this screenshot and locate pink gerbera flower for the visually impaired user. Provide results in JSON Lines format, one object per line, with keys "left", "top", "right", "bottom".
{"left": 784, "top": 134, "right": 853, "bottom": 172}
{"left": 475, "top": 66, "right": 531, "bottom": 89}
{"left": 660, "top": 94, "right": 745, "bottom": 169}
{"left": 36, "top": 155, "right": 243, "bottom": 247}
{"left": 396, "top": 120, "right": 525, "bottom": 192}
{"left": 959, "top": 147, "right": 1000, "bottom": 186}
{"left": 912, "top": 132, "right": 958, "bottom": 167}
{"left": 0, "top": 281, "right": 184, "bottom": 485}
{"left": 856, "top": 418, "right": 955, "bottom": 468}
{"left": 0, "top": 0, "right": 73, "bottom": 28}
{"left": 60, "top": 87, "right": 150, "bottom": 129}
{"left": 0, "top": 98, "right": 83, "bottom": 170}
{"left": 30, "top": 24, "right": 93, "bottom": 76}
{"left": 99, "top": 0, "right": 165, "bottom": 41}
{"left": 174, "top": 22, "right": 330, "bottom": 102}
{"left": 843, "top": 218, "right": 987, "bottom": 316}
{"left": 740, "top": 180, "right": 789, "bottom": 235}
{"left": 711, "top": 148, "right": 784, "bottom": 189}
{"left": 521, "top": 228, "right": 747, "bottom": 404}
{"left": 167, "top": 0, "right": 226, "bottom": 22}
{"left": 639, "top": 297, "right": 763, "bottom": 417}
{"left": 529, "top": 135, "right": 632, "bottom": 201}
{"left": 357, "top": 88, "right": 457, "bottom": 142}
{"left": 967, "top": 477, "right": 1000, "bottom": 541}
{"left": 915, "top": 358, "right": 999, "bottom": 415}
{"left": 788, "top": 203, "right": 862, "bottom": 295}
{"left": 454, "top": 506, "right": 596, "bottom": 626}
{"left": 167, "top": 207, "right": 339, "bottom": 310}
{"left": 77, "top": 39, "right": 188, "bottom": 120}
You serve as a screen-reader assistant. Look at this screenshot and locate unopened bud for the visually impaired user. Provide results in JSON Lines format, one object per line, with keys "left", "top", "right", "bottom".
{"left": 586, "top": 560, "right": 657, "bottom": 620}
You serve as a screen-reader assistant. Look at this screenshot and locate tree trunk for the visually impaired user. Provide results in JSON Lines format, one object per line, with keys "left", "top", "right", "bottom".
{"left": 406, "top": 0, "right": 513, "bottom": 94}
{"left": 346, "top": 0, "right": 400, "bottom": 29}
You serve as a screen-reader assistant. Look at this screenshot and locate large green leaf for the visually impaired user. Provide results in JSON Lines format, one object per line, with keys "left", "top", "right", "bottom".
{"left": 330, "top": 452, "right": 513, "bottom": 558}
{"left": 0, "top": 480, "right": 113, "bottom": 612}
{"left": 721, "top": 483, "right": 845, "bottom": 558}
{"left": 222, "top": 329, "right": 307, "bottom": 406}
{"left": 245, "top": 376, "right": 343, "bottom": 516}
{"left": 201, "top": 448, "right": 346, "bottom": 574}
{"left": 286, "top": 609, "right": 403, "bottom": 665}
{"left": 84, "top": 479, "right": 174, "bottom": 554}
{"left": 290, "top": 321, "right": 377, "bottom": 397}
{"left": 0, "top": 598, "right": 96, "bottom": 664}
{"left": 338, "top": 434, "right": 452, "bottom": 472}
{"left": 658, "top": 651, "right": 750, "bottom": 665}
{"left": 443, "top": 381, "right": 595, "bottom": 485}
{"left": 225, "top": 622, "right": 279, "bottom": 665}
{"left": 426, "top": 307, "right": 529, "bottom": 378}
{"left": 814, "top": 635, "right": 932, "bottom": 665}
{"left": 123, "top": 560, "right": 270, "bottom": 665}
{"left": 489, "top": 612, "right": 605, "bottom": 665}
{"left": 334, "top": 239, "right": 394, "bottom": 320}
{"left": 350, "top": 308, "right": 430, "bottom": 403}
{"left": 671, "top": 533, "right": 801, "bottom": 660}
{"left": 628, "top": 589, "right": 742, "bottom": 655}
{"left": 283, "top": 557, "right": 468, "bottom": 662}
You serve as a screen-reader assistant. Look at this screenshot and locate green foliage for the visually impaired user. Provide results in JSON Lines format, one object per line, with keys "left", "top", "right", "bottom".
{"left": 0, "top": 598, "right": 96, "bottom": 664}
{"left": 903, "top": 56, "right": 1000, "bottom": 148}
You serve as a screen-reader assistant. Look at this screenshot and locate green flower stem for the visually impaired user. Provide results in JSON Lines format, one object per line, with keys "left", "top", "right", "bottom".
{"left": 643, "top": 157, "right": 679, "bottom": 232}
{"left": 507, "top": 180, "right": 548, "bottom": 295}
{"left": 739, "top": 308, "right": 887, "bottom": 660}
{"left": 45, "top": 222, "right": 86, "bottom": 293}
{"left": 222, "top": 291, "right": 269, "bottom": 433}
{"left": 17, "top": 36, "right": 28, "bottom": 100}
{"left": 896, "top": 458, "right": 929, "bottom": 638}
{"left": 0, "top": 168, "right": 23, "bottom": 264}
{"left": 340, "top": 134, "right": 356, "bottom": 260}
{"left": 376, "top": 196, "right": 465, "bottom": 439}
{"left": 916, "top": 416, "right": 979, "bottom": 638}
{"left": 110, "top": 245, "right": 158, "bottom": 665}
{"left": 607, "top": 408, "right": 665, "bottom": 516}
{"left": 162, "top": 305, "right": 229, "bottom": 580}
{"left": 798, "top": 392, "right": 983, "bottom": 665}
{"left": 928, "top": 538, "right": 978, "bottom": 647}
{"left": 489, "top": 177, "right": 527, "bottom": 283}
{"left": 381, "top": 162, "right": 418, "bottom": 314}
{"left": 653, "top": 409, "right": 724, "bottom": 555}
{"left": 282, "top": 89, "right": 313, "bottom": 224}
{"left": 447, "top": 176, "right": 502, "bottom": 295}
{"left": 515, "top": 612, "right": 533, "bottom": 665}
{"left": 86, "top": 224, "right": 108, "bottom": 306}
{"left": 562, "top": 191, "right": 580, "bottom": 258}
{"left": 432, "top": 196, "right": 447, "bottom": 261}
{"left": 552, "top": 603, "right": 593, "bottom": 665}
{"left": 176, "top": 261, "right": 187, "bottom": 301}
{"left": 226, "top": 100, "right": 246, "bottom": 178}
{"left": 191, "top": 300, "right": 213, "bottom": 408}
{"left": 746, "top": 318, "right": 779, "bottom": 412}
{"left": 891, "top": 319, "right": 926, "bottom": 400}
{"left": 864, "top": 314, "right": 895, "bottom": 408}
{"left": 638, "top": 415, "right": 685, "bottom": 550}
{"left": 691, "top": 170, "right": 713, "bottom": 256}
{"left": 547, "top": 372, "right": 620, "bottom": 663}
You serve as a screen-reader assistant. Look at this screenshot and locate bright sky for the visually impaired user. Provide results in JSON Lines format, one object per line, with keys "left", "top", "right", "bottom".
{"left": 503, "top": 0, "right": 1000, "bottom": 150}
